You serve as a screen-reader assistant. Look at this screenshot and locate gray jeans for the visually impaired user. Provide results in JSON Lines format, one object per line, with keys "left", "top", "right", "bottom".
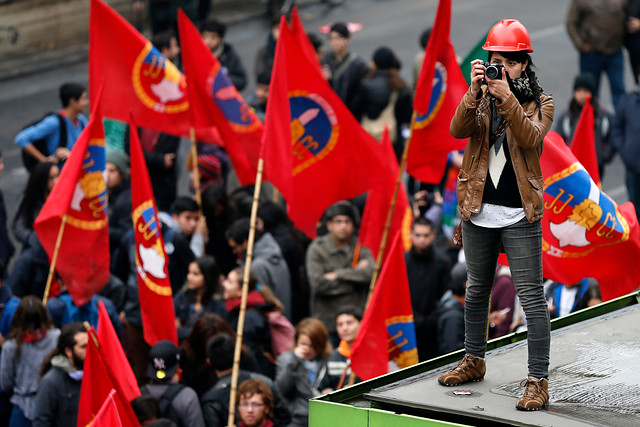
{"left": 462, "top": 217, "right": 550, "bottom": 378}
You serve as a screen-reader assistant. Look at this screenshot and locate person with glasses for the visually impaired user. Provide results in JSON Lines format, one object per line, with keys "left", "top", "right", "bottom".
{"left": 237, "top": 379, "right": 275, "bottom": 427}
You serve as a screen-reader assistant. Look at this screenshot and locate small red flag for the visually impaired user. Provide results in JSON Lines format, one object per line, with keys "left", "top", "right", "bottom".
{"left": 89, "top": 0, "right": 214, "bottom": 141}
{"left": 569, "top": 96, "right": 601, "bottom": 186}
{"left": 262, "top": 17, "right": 388, "bottom": 237}
{"left": 34, "top": 90, "right": 110, "bottom": 306}
{"left": 77, "top": 329, "right": 139, "bottom": 427}
{"left": 90, "top": 390, "right": 124, "bottom": 427}
{"left": 178, "top": 10, "right": 262, "bottom": 186}
{"left": 407, "top": 0, "right": 468, "bottom": 183}
{"left": 96, "top": 301, "right": 140, "bottom": 402}
{"left": 541, "top": 131, "right": 640, "bottom": 300}
{"left": 359, "top": 127, "right": 413, "bottom": 259}
{"left": 129, "top": 115, "right": 178, "bottom": 346}
{"left": 350, "top": 234, "right": 419, "bottom": 380}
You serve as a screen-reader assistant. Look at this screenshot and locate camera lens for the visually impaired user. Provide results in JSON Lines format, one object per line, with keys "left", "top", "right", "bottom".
{"left": 485, "top": 65, "right": 500, "bottom": 80}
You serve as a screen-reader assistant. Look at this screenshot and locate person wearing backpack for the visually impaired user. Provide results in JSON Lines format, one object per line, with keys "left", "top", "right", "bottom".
{"left": 14, "top": 83, "right": 88, "bottom": 170}
{"left": 142, "top": 340, "right": 205, "bottom": 427}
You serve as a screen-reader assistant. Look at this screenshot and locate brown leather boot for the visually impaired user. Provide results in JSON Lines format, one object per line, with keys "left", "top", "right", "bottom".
{"left": 437, "top": 354, "right": 486, "bottom": 386}
{"left": 516, "top": 377, "right": 549, "bottom": 411}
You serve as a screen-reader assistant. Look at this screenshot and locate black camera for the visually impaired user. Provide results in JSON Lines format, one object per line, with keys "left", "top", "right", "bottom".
{"left": 483, "top": 62, "right": 504, "bottom": 80}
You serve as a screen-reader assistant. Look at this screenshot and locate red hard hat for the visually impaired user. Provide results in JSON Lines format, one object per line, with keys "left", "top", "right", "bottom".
{"left": 482, "top": 19, "right": 534, "bottom": 53}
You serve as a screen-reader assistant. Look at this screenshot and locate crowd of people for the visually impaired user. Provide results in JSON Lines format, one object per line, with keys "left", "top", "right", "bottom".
{"left": 3, "top": 0, "right": 640, "bottom": 424}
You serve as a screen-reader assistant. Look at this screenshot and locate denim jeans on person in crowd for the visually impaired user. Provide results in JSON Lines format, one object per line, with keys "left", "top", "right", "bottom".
{"left": 580, "top": 49, "right": 626, "bottom": 110}
{"left": 9, "top": 404, "right": 32, "bottom": 427}
{"left": 462, "top": 217, "right": 550, "bottom": 379}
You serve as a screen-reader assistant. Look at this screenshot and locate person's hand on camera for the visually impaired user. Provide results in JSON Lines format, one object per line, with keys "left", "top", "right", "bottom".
{"left": 486, "top": 67, "right": 511, "bottom": 102}
{"left": 469, "top": 59, "right": 485, "bottom": 98}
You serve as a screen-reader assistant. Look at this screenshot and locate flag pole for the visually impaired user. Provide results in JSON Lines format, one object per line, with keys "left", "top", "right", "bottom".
{"left": 42, "top": 214, "right": 68, "bottom": 305}
{"left": 364, "top": 116, "right": 416, "bottom": 307}
{"left": 189, "top": 128, "right": 202, "bottom": 207}
{"left": 228, "top": 158, "right": 264, "bottom": 427}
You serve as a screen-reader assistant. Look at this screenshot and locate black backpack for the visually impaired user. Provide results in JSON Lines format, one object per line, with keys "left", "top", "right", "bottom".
{"left": 20, "top": 113, "right": 67, "bottom": 172}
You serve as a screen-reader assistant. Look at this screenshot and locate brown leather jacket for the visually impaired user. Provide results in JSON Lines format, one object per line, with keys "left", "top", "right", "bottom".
{"left": 450, "top": 89, "right": 554, "bottom": 223}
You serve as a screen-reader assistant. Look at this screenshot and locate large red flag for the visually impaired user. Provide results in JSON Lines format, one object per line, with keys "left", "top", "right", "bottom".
{"left": 262, "top": 18, "right": 389, "bottom": 237}
{"left": 178, "top": 10, "right": 261, "bottom": 186}
{"left": 359, "top": 127, "right": 413, "bottom": 259}
{"left": 129, "top": 116, "right": 178, "bottom": 345}
{"left": 541, "top": 131, "right": 640, "bottom": 300}
{"left": 77, "top": 329, "right": 139, "bottom": 427}
{"left": 34, "top": 93, "right": 110, "bottom": 306}
{"left": 407, "top": 0, "right": 468, "bottom": 183}
{"left": 569, "top": 96, "right": 601, "bottom": 186}
{"left": 350, "top": 234, "right": 419, "bottom": 380}
{"left": 289, "top": 7, "right": 323, "bottom": 75}
{"left": 89, "top": 0, "right": 213, "bottom": 141}
{"left": 97, "top": 301, "right": 140, "bottom": 402}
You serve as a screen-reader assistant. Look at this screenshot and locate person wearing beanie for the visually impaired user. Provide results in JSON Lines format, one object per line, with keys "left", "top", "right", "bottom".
{"left": 141, "top": 340, "right": 205, "bottom": 427}
{"left": 201, "top": 19, "right": 248, "bottom": 92}
{"left": 305, "top": 201, "right": 374, "bottom": 346}
{"left": 321, "top": 21, "right": 369, "bottom": 116}
{"left": 554, "top": 72, "right": 615, "bottom": 178}
{"left": 106, "top": 150, "right": 132, "bottom": 257}
{"left": 354, "top": 45, "right": 413, "bottom": 152}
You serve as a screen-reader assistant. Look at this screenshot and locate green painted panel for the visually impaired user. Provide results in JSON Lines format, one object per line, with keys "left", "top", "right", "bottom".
{"left": 369, "top": 408, "right": 469, "bottom": 427}
{"left": 309, "top": 400, "right": 368, "bottom": 427}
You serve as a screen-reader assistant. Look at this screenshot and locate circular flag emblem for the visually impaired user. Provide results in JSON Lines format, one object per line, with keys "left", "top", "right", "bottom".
{"left": 207, "top": 61, "right": 261, "bottom": 133}
{"left": 289, "top": 91, "right": 339, "bottom": 175}
{"left": 132, "top": 42, "right": 189, "bottom": 114}
{"left": 414, "top": 61, "right": 447, "bottom": 129}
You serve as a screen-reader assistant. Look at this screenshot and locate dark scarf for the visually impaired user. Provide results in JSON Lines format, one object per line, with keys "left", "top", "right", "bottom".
{"left": 487, "top": 74, "right": 536, "bottom": 105}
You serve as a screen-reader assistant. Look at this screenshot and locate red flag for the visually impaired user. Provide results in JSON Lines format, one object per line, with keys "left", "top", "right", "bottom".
{"left": 350, "top": 234, "right": 419, "bottom": 380}
{"left": 178, "top": 10, "right": 261, "bottom": 186}
{"left": 78, "top": 330, "right": 139, "bottom": 427}
{"left": 407, "top": 0, "right": 468, "bottom": 183}
{"left": 569, "top": 96, "right": 601, "bottom": 186}
{"left": 97, "top": 301, "right": 140, "bottom": 402}
{"left": 129, "top": 116, "right": 178, "bottom": 345}
{"left": 359, "top": 127, "right": 413, "bottom": 259}
{"left": 89, "top": 0, "right": 213, "bottom": 141}
{"left": 90, "top": 390, "right": 123, "bottom": 427}
{"left": 262, "top": 18, "right": 388, "bottom": 237}
{"left": 34, "top": 91, "right": 110, "bottom": 306}
{"left": 290, "top": 7, "right": 323, "bottom": 75}
{"left": 541, "top": 131, "right": 640, "bottom": 300}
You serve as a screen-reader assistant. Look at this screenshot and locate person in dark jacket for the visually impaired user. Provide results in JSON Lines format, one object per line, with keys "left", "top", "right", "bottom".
{"left": 106, "top": 150, "right": 132, "bottom": 258}
{"left": 226, "top": 218, "right": 292, "bottom": 321}
{"left": 7, "top": 232, "right": 50, "bottom": 299}
{"left": 436, "top": 265, "right": 466, "bottom": 355}
{"left": 174, "top": 256, "right": 226, "bottom": 341}
{"left": 321, "top": 22, "right": 369, "bottom": 116}
{"left": 554, "top": 73, "right": 615, "bottom": 178}
{"left": 201, "top": 20, "right": 248, "bottom": 92}
{"left": 626, "top": 0, "right": 640, "bottom": 83}
{"left": 202, "top": 183, "right": 237, "bottom": 275}
{"left": 142, "top": 340, "right": 205, "bottom": 427}
{"left": 0, "top": 152, "right": 14, "bottom": 267}
{"left": 32, "top": 322, "right": 87, "bottom": 427}
{"left": 275, "top": 318, "right": 330, "bottom": 427}
{"left": 611, "top": 74, "right": 640, "bottom": 221}
{"left": 355, "top": 46, "right": 413, "bottom": 152}
{"left": 404, "top": 217, "right": 452, "bottom": 361}
{"left": 221, "top": 269, "right": 274, "bottom": 378}
{"left": 201, "top": 334, "right": 290, "bottom": 427}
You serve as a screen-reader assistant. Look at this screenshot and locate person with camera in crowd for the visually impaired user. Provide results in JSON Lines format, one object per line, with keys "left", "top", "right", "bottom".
{"left": 436, "top": 19, "right": 554, "bottom": 412}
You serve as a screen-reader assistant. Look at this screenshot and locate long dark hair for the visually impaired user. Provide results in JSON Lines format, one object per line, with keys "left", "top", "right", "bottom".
{"left": 181, "top": 312, "right": 236, "bottom": 362}
{"left": 489, "top": 51, "right": 544, "bottom": 118}
{"left": 193, "top": 255, "right": 221, "bottom": 305}
{"left": 8, "top": 295, "right": 54, "bottom": 360}
{"left": 13, "top": 161, "right": 57, "bottom": 230}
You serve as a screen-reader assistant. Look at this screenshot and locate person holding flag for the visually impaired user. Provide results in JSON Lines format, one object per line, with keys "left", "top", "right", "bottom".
{"left": 436, "top": 19, "right": 554, "bottom": 412}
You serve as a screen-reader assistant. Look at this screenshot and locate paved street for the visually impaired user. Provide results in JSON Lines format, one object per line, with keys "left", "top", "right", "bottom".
{"left": 0, "top": 0, "right": 634, "bottom": 257}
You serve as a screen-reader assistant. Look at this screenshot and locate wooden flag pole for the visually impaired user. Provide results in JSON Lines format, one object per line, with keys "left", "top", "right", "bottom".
{"left": 228, "top": 158, "right": 265, "bottom": 427}
{"left": 364, "top": 115, "right": 416, "bottom": 308}
{"left": 189, "top": 128, "right": 202, "bottom": 208}
{"left": 42, "top": 214, "right": 68, "bottom": 305}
